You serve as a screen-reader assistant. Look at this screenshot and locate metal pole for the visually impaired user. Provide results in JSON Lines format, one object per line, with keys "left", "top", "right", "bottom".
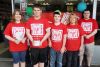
{"left": 11, "top": 0, "right": 14, "bottom": 15}
{"left": 92, "top": 0, "right": 97, "bottom": 19}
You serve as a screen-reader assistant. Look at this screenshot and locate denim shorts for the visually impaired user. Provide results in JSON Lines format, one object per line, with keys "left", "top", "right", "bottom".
{"left": 11, "top": 51, "right": 26, "bottom": 64}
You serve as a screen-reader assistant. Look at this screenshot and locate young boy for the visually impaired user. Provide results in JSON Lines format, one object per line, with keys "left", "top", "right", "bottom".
{"left": 49, "top": 10, "right": 66, "bottom": 67}
{"left": 26, "top": 4, "right": 51, "bottom": 67}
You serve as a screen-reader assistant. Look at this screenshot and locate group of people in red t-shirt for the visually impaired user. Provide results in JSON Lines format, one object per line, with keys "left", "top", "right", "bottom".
{"left": 4, "top": 4, "right": 98, "bottom": 67}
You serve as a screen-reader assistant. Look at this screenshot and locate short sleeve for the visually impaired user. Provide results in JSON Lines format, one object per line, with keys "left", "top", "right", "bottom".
{"left": 79, "top": 26, "right": 85, "bottom": 36}
{"left": 45, "top": 19, "right": 51, "bottom": 30}
{"left": 25, "top": 18, "right": 31, "bottom": 29}
{"left": 66, "top": 26, "right": 68, "bottom": 35}
{"left": 93, "top": 19, "right": 98, "bottom": 29}
{"left": 4, "top": 22, "right": 12, "bottom": 36}
{"left": 63, "top": 25, "right": 67, "bottom": 35}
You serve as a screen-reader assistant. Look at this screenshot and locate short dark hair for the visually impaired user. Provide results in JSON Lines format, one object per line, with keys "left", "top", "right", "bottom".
{"left": 83, "top": 9, "right": 90, "bottom": 13}
{"left": 81, "top": 9, "right": 92, "bottom": 18}
{"left": 33, "top": 4, "right": 42, "bottom": 10}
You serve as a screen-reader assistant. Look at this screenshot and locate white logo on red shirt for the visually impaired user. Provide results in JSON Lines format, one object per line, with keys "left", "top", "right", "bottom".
{"left": 67, "top": 29, "right": 79, "bottom": 39}
{"left": 51, "top": 29, "right": 63, "bottom": 41}
{"left": 81, "top": 22, "right": 92, "bottom": 32}
{"left": 31, "top": 24, "right": 43, "bottom": 35}
{"left": 12, "top": 27, "right": 25, "bottom": 41}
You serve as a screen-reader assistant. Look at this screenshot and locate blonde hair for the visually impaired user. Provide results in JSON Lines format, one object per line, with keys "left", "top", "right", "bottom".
{"left": 68, "top": 12, "right": 78, "bottom": 24}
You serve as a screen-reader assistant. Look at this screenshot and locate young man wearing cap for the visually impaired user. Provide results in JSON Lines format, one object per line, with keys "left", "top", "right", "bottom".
{"left": 49, "top": 10, "right": 66, "bottom": 67}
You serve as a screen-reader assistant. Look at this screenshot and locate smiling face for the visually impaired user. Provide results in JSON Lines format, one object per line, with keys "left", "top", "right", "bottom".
{"left": 14, "top": 11, "right": 21, "bottom": 21}
{"left": 69, "top": 13, "right": 77, "bottom": 25}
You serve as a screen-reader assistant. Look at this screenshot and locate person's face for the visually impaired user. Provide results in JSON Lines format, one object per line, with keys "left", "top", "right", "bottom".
{"left": 15, "top": 11, "right": 21, "bottom": 21}
{"left": 69, "top": 15, "right": 77, "bottom": 24}
{"left": 54, "top": 14, "right": 61, "bottom": 22}
{"left": 33, "top": 7, "right": 42, "bottom": 17}
{"left": 83, "top": 11, "right": 90, "bottom": 19}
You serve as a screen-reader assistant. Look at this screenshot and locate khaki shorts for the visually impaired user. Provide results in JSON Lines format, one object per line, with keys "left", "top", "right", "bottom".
{"left": 80, "top": 42, "right": 94, "bottom": 57}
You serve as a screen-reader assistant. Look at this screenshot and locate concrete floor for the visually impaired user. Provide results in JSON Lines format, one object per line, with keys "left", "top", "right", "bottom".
{"left": 0, "top": 61, "right": 13, "bottom": 67}
{"left": 0, "top": 61, "right": 100, "bottom": 67}
{"left": 0, "top": 45, "right": 100, "bottom": 67}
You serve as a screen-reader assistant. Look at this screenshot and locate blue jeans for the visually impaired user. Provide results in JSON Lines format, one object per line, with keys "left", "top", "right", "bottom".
{"left": 50, "top": 48, "right": 63, "bottom": 67}
{"left": 11, "top": 51, "right": 26, "bottom": 64}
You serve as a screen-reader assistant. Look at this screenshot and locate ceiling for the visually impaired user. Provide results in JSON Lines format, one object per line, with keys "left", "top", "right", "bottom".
{"left": 0, "top": 0, "right": 79, "bottom": 16}
{"left": 0, "top": 0, "right": 99, "bottom": 16}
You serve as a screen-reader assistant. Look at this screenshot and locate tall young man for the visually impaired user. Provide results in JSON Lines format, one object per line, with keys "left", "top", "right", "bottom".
{"left": 26, "top": 4, "right": 50, "bottom": 67}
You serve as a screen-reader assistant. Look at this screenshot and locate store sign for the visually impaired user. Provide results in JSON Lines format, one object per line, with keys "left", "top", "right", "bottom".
{"left": 67, "top": 0, "right": 78, "bottom": 1}
{"left": 20, "top": 0, "right": 27, "bottom": 12}
{"left": 15, "top": 0, "right": 20, "bottom": 3}
{"left": 36, "top": 0, "right": 45, "bottom": 1}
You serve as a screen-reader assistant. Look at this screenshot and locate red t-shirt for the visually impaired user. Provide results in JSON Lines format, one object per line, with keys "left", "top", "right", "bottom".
{"left": 50, "top": 23, "right": 66, "bottom": 51}
{"left": 66, "top": 24, "right": 84, "bottom": 51}
{"left": 4, "top": 22, "right": 28, "bottom": 52}
{"left": 78, "top": 18, "right": 98, "bottom": 44}
{"left": 26, "top": 16, "right": 50, "bottom": 48}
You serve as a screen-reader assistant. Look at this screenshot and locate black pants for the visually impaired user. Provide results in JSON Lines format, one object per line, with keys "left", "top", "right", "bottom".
{"left": 25, "top": 47, "right": 32, "bottom": 67}
{"left": 66, "top": 51, "right": 79, "bottom": 67}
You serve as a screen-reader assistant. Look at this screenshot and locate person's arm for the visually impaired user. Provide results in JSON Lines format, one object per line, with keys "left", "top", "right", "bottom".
{"left": 41, "top": 28, "right": 51, "bottom": 44}
{"left": 60, "top": 34, "right": 67, "bottom": 54}
{"left": 26, "top": 29, "right": 34, "bottom": 44}
{"left": 85, "top": 29, "right": 98, "bottom": 39}
{"left": 80, "top": 35, "right": 84, "bottom": 51}
{"left": 86, "top": 19, "right": 98, "bottom": 39}
{"left": 5, "top": 35, "right": 20, "bottom": 44}
{"left": 48, "top": 37, "right": 52, "bottom": 47}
